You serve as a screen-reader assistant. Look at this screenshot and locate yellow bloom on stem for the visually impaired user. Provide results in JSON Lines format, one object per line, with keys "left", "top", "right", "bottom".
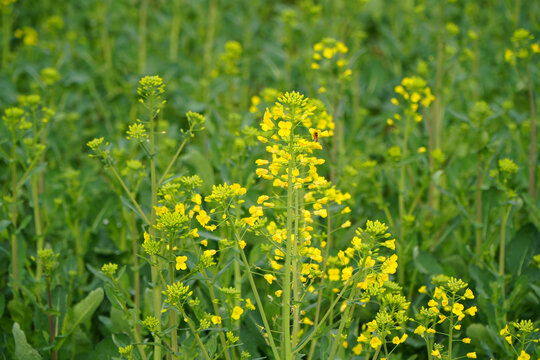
{"left": 245, "top": 298, "right": 255, "bottom": 310}
{"left": 352, "top": 343, "right": 362, "bottom": 355}
{"left": 328, "top": 268, "right": 340, "bottom": 281}
{"left": 175, "top": 256, "right": 188, "bottom": 270}
{"left": 369, "top": 337, "right": 382, "bottom": 349}
{"left": 465, "top": 306, "right": 477, "bottom": 316}
{"left": 414, "top": 325, "right": 426, "bottom": 336}
{"left": 463, "top": 338, "right": 471, "bottom": 343}
{"left": 464, "top": 288, "right": 474, "bottom": 299}
{"left": 196, "top": 210, "right": 211, "bottom": 227}
{"left": 211, "top": 315, "right": 222, "bottom": 325}
{"left": 200, "top": 239, "right": 208, "bottom": 247}
{"left": 466, "top": 352, "right": 477, "bottom": 359}
{"left": 203, "top": 249, "right": 216, "bottom": 257}
{"left": 191, "top": 193, "right": 202, "bottom": 205}
{"left": 264, "top": 274, "right": 276, "bottom": 284}
{"left": 238, "top": 240, "right": 246, "bottom": 249}
{"left": 231, "top": 306, "right": 243, "bottom": 320}
{"left": 517, "top": 350, "right": 530, "bottom": 360}
{"left": 432, "top": 349, "right": 441, "bottom": 359}
{"left": 277, "top": 121, "right": 292, "bottom": 138}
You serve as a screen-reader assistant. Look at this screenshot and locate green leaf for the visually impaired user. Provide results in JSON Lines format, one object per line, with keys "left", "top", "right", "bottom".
{"left": 506, "top": 223, "right": 539, "bottom": 276}
{"left": 412, "top": 246, "right": 443, "bottom": 275}
{"left": 183, "top": 149, "right": 215, "bottom": 195}
{"left": 62, "top": 288, "right": 104, "bottom": 340}
{"left": 12, "top": 322, "right": 42, "bottom": 360}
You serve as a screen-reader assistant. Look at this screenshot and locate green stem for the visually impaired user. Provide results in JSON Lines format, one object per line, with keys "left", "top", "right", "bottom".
{"left": 397, "top": 119, "right": 411, "bottom": 285}
{"left": 499, "top": 204, "right": 512, "bottom": 300}
{"left": 294, "top": 270, "right": 362, "bottom": 355}
{"left": 138, "top": 0, "right": 148, "bottom": 74}
{"left": 168, "top": 237, "right": 178, "bottom": 359}
{"left": 128, "top": 214, "right": 146, "bottom": 360}
{"left": 32, "top": 176, "right": 44, "bottom": 279}
{"left": 282, "top": 129, "right": 295, "bottom": 359}
{"left": 474, "top": 153, "right": 484, "bottom": 255}
{"left": 46, "top": 277, "right": 57, "bottom": 360}
{"left": 10, "top": 131, "right": 19, "bottom": 293}
{"left": 526, "top": 66, "right": 536, "bottom": 200}
{"left": 1, "top": 5, "right": 12, "bottom": 69}
{"left": 306, "top": 204, "right": 332, "bottom": 360}
{"left": 236, "top": 241, "right": 281, "bottom": 360}
{"left": 108, "top": 165, "right": 150, "bottom": 225}
{"left": 179, "top": 308, "right": 211, "bottom": 360}
{"left": 291, "top": 186, "right": 301, "bottom": 348}
{"left": 169, "top": 0, "right": 182, "bottom": 62}
{"left": 148, "top": 95, "right": 161, "bottom": 360}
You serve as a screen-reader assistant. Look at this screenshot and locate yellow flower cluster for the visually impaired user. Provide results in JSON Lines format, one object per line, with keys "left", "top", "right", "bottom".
{"left": 388, "top": 76, "right": 435, "bottom": 125}
{"left": 311, "top": 38, "right": 352, "bottom": 91}
{"left": 414, "top": 277, "right": 477, "bottom": 359}
{"left": 504, "top": 28, "right": 540, "bottom": 66}
{"left": 499, "top": 319, "right": 538, "bottom": 359}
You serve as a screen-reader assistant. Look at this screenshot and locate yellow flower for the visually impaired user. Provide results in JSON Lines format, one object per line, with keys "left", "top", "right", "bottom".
{"left": 466, "top": 352, "right": 477, "bottom": 359}
{"left": 200, "top": 239, "right": 208, "bottom": 247}
{"left": 505, "top": 335, "right": 512, "bottom": 344}
{"left": 357, "top": 334, "right": 368, "bottom": 342}
{"left": 392, "top": 336, "right": 400, "bottom": 344}
{"left": 454, "top": 324, "right": 461, "bottom": 330}
{"left": 382, "top": 239, "right": 395, "bottom": 250}
{"left": 264, "top": 274, "right": 276, "bottom": 284}
{"left": 452, "top": 303, "right": 464, "bottom": 316}
{"left": 352, "top": 343, "right": 363, "bottom": 355}
{"left": 245, "top": 298, "right": 255, "bottom": 310}
{"left": 257, "top": 195, "right": 269, "bottom": 204}
{"left": 418, "top": 146, "right": 427, "bottom": 154}
{"left": 340, "top": 220, "right": 351, "bottom": 228}
{"left": 418, "top": 285, "right": 427, "bottom": 293}
{"left": 328, "top": 268, "right": 340, "bottom": 281}
{"left": 414, "top": 325, "right": 426, "bottom": 336}
{"left": 261, "top": 109, "right": 275, "bottom": 131}
{"left": 175, "top": 203, "right": 185, "bottom": 215}
{"left": 517, "top": 350, "right": 530, "bottom": 360}
{"left": 238, "top": 240, "right": 246, "bottom": 249}
{"left": 500, "top": 325, "right": 509, "bottom": 336}
{"left": 381, "top": 254, "right": 398, "bottom": 274}
{"left": 463, "top": 338, "right": 471, "bottom": 344}
{"left": 277, "top": 121, "right": 292, "bottom": 138}
{"left": 369, "top": 337, "right": 382, "bottom": 349}
{"left": 342, "top": 341, "right": 348, "bottom": 349}
{"left": 275, "top": 290, "right": 282, "bottom": 297}
{"left": 203, "top": 249, "right": 216, "bottom": 257}
{"left": 231, "top": 306, "right": 243, "bottom": 320}
{"left": 191, "top": 193, "right": 202, "bottom": 205}
{"left": 211, "top": 315, "right": 222, "bottom": 325}
{"left": 175, "top": 256, "right": 188, "bottom": 271}
{"left": 432, "top": 349, "right": 441, "bottom": 359}
{"left": 196, "top": 210, "right": 211, "bottom": 227}
{"left": 427, "top": 328, "right": 436, "bottom": 334}
{"left": 465, "top": 306, "right": 477, "bottom": 316}
{"left": 464, "top": 288, "right": 474, "bottom": 299}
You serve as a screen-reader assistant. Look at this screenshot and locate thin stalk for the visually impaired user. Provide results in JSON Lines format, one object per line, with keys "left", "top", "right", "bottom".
{"left": 499, "top": 204, "right": 512, "bottom": 299}
{"left": 169, "top": 0, "right": 182, "bottom": 62}
{"left": 138, "top": 0, "right": 148, "bottom": 74}
{"left": 128, "top": 214, "right": 146, "bottom": 360}
{"left": 327, "top": 259, "right": 363, "bottom": 360}
{"left": 474, "top": 153, "right": 484, "bottom": 255}
{"left": 448, "top": 295, "right": 455, "bottom": 360}
{"left": 203, "top": 0, "right": 218, "bottom": 74}
{"left": 428, "top": 1, "right": 445, "bottom": 212}
{"left": 108, "top": 165, "right": 150, "bottom": 225}
{"left": 179, "top": 308, "right": 211, "bottom": 360}
{"left": 1, "top": 5, "right": 12, "bottom": 69}
{"left": 291, "top": 187, "right": 301, "bottom": 347}
{"left": 32, "top": 177, "right": 44, "bottom": 279}
{"left": 282, "top": 129, "right": 295, "bottom": 359}
{"left": 306, "top": 203, "right": 332, "bottom": 360}
{"left": 526, "top": 66, "right": 536, "bottom": 199}
{"left": 397, "top": 119, "right": 411, "bottom": 285}
{"left": 168, "top": 237, "right": 178, "bottom": 359}
{"left": 294, "top": 270, "right": 362, "bottom": 355}
{"left": 10, "top": 130, "right": 19, "bottom": 293}
{"left": 149, "top": 95, "right": 161, "bottom": 360}
{"left": 237, "top": 242, "right": 281, "bottom": 360}
{"left": 46, "top": 277, "right": 57, "bottom": 360}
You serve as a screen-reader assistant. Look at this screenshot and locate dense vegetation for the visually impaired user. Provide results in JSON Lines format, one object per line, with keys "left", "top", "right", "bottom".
{"left": 0, "top": 1, "right": 539, "bottom": 359}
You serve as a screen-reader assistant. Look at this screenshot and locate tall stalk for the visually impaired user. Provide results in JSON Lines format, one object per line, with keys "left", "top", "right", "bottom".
{"left": 282, "top": 129, "right": 295, "bottom": 359}
{"left": 428, "top": 1, "right": 445, "bottom": 212}
{"left": 138, "top": 0, "right": 148, "bottom": 74}
{"left": 1, "top": 5, "right": 13, "bottom": 70}
{"left": 10, "top": 127, "right": 19, "bottom": 293}
{"left": 526, "top": 66, "right": 536, "bottom": 199}
{"left": 148, "top": 94, "right": 162, "bottom": 360}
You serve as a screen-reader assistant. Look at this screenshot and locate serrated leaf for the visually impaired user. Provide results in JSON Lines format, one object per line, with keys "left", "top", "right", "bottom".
{"left": 13, "top": 322, "right": 42, "bottom": 360}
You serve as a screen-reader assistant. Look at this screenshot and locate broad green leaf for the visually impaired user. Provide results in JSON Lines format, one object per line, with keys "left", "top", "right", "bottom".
{"left": 12, "top": 322, "right": 42, "bottom": 360}
{"left": 62, "top": 288, "right": 104, "bottom": 341}
{"left": 412, "top": 246, "right": 443, "bottom": 275}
